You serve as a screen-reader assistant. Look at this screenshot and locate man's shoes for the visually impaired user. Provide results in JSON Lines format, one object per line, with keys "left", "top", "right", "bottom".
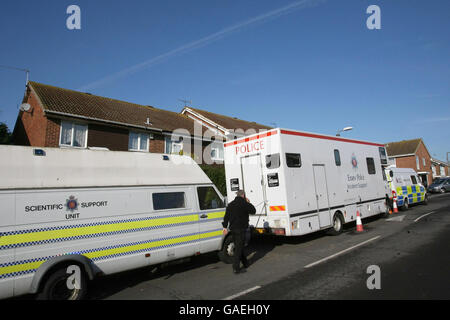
{"left": 233, "top": 268, "right": 247, "bottom": 274}
{"left": 242, "top": 261, "right": 250, "bottom": 269}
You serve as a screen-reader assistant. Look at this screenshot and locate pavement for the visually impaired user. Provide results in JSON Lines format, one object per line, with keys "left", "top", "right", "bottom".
{"left": 82, "top": 192, "right": 450, "bottom": 300}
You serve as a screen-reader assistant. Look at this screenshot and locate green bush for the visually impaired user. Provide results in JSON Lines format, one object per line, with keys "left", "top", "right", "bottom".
{"left": 200, "top": 164, "right": 227, "bottom": 197}
{"left": 0, "top": 122, "right": 12, "bottom": 145}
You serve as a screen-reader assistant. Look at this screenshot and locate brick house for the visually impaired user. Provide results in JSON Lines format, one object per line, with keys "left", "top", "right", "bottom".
{"left": 385, "top": 138, "right": 435, "bottom": 187}
{"left": 13, "top": 82, "right": 270, "bottom": 165}
{"left": 430, "top": 158, "right": 449, "bottom": 179}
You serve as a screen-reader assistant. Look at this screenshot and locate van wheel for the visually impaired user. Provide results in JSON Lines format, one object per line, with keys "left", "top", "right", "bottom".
{"left": 37, "top": 266, "right": 87, "bottom": 300}
{"left": 328, "top": 213, "right": 344, "bottom": 236}
{"left": 218, "top": 235, "right": 235, "bottom": 264}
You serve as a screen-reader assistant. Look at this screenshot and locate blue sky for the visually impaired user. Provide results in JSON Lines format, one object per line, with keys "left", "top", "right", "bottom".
{"left": 0, "top": 0, "right": 449, "bottom": 160}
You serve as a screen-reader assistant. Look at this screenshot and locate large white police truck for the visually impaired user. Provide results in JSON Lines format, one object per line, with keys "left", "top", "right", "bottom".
{"left": 223, "top": 128, "right": 390, "bottom": 237}
{"left": 0, "top": 146, "right": 227, "bottom": 300}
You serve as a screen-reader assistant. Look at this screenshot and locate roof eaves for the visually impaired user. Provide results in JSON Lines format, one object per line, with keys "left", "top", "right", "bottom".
{"left": 45, "top": 110, "right": 163, "bottom": 133}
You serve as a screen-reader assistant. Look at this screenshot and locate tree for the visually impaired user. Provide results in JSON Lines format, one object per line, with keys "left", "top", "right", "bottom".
{"left": 0, "top": 122, "right": 12, "bottom": 145}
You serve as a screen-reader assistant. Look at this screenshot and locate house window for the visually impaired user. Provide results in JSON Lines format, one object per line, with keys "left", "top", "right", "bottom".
{"left": 423, "top": 158, "right": 426, "bottom": 167}
{"left": 129, "top": 132, "right": 149, "bottom": 152}
{"left": 210, "top": 142, "right": 224, "bottom": 161}
{"left": 416, "top": 156, "right": 420, "bottom": 170}
{"left": 441, "top": 166, "right": 446, "bottom": 176}
{"left": 165, "top": 137, "right": 183, "bottom": 155}
{"left": 60, "top": 121, "right": 87, "bottom": 148}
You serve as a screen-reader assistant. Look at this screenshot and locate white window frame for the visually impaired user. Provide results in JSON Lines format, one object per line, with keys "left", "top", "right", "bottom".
{"left": 165, "top": 137, "right": 184, "bottom": 155}
{"left": 128, "top": 131, "right": 149, "bottom": 152}
{"left": 59, "top": 121, "right": 88, "bottom": 149}
{"left": 210, "top": 142, "right": 224, "bottom": 161}
{"left": 416, "top": 156, "right": 420, "bottom": 170}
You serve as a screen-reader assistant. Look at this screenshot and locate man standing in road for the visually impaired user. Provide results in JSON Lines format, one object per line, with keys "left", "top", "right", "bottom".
{"left": 222, "top": 190, "right": 256, "bottom": 274}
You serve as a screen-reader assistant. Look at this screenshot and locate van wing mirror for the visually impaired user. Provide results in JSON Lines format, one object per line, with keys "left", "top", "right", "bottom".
{"left": 389, "top": 170, "right": 394, "bottom": 178}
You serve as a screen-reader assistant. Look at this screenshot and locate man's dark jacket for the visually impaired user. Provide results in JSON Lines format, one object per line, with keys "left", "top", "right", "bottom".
{"left": 222, "top": 196, "right": 256, "bottom": 231}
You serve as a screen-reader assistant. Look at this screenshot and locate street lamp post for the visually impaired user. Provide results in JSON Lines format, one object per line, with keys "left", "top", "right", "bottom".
{"left": 336, "top": 127, "right": 353, "bottom": 137}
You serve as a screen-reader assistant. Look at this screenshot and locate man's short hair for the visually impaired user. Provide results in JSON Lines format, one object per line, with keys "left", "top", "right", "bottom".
{"left": 236, "top": 190, "right": 245, "bottom": 198}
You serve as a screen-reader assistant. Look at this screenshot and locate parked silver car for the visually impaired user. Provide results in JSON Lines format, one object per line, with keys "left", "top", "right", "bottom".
{"left": 428, "top": 178, "right": 450, "bottom": 193}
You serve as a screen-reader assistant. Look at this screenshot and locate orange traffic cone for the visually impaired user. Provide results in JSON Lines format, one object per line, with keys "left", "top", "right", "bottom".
{"left": 393, "top": 198, "right": 398, "bottom": 213}
{"left": 356, "top": 211, "right": 364, "bottom": 232}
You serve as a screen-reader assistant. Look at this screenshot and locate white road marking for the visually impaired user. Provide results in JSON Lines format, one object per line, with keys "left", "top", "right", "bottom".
{"left": 222, "top": 286, "right": 262, "bottom": 300}
{"left": 304, "top": 236, "right": 381, "bottom": 269}
{"left": 414, "top": 211, "right": 435, "bottom": 223}
{"left": 386, "top": 215, "right": 406, "bottom": 222}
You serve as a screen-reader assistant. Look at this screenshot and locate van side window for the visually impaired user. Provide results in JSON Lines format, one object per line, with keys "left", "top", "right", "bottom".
{"left": 334, "top": 150, "right": 341, "bottom": 166}
{"left": 153, "top": 192, "right": 186, "bottom": 210}
{"left": 366, "top": 158, "right": 376, "bottom": 175}
{"left": 286, "top": 153, "right": 302, "bottom": 168}
{"left": 266, "top": 154, "right": 280, "bottom": 169}
{"left": 197, "top": 187, "right": 224, "bottom": 210}
{"left": 379, "top": 147, "right": 388, "bottom": 165}
{"left": 410, "top": 176, "right": 418, "bottom": 185}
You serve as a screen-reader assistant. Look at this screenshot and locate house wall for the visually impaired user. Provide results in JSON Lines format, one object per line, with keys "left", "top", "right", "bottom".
{"left": 13, "top": 90, "right": 48, "bottom": 147}
{"left": 394, "top": 142, "right": 432, "bottom": 185}
{"left": 88, "top": 124, "right": 129, "bottom": 151}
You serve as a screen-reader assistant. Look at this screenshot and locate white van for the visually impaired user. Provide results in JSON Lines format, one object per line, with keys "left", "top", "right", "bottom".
{"left": 385, "top": 166, "right": 428, "bottom": 210}
{"left": 223, "top": 128, "right": 389, "bottom": 237}
{"left": 0, "top": 146, "right": 227, "bottom": 300}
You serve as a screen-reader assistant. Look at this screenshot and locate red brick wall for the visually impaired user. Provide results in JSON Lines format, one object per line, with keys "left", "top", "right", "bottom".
{"left": 45, "top": 118, "right": 61, "bottom": 147}
{"left": 14, "top": 90, "right": 48, "bottom": 147}
{"left": 88, "top": 124, "right": 129, "bottom": 151}
{"left": 150, "top": 134, "right": 165, "bottom": 153}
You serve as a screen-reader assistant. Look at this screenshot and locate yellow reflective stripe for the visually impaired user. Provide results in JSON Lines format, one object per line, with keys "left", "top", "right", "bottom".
{"left": 199, "top": 230, "right": 223, "bottom": 240}
{"left": 0, "top": 214, "right": 200, "bottom": 247}
{"left": 207, "top": 211, "right": 226, "bottom": 220}
{"left": 0, "top": 261, "right": 44, "bottom": 277}
{"left": 84, "top": 233, "right": 201, "bottom": 260}
{"left": 0, "top": 230, "right": 223, "bottom": 277}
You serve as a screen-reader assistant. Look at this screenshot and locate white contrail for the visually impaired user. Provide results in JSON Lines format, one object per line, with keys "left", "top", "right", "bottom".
{"left": 78, "top": 0, "right": 324, "bottom": 91}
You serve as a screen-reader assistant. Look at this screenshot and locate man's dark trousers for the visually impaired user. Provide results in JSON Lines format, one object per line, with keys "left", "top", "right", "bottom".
{"left": 232, "top": 229, "right": 248, "bottom": 271}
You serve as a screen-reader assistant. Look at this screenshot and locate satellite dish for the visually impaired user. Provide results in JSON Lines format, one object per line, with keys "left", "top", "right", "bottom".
{"left": 20, "top": 103, "right": 31, "bottom": 112}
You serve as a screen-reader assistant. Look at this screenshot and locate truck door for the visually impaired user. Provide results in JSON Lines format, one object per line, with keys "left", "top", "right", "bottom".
{"left": 312, "top": 165, "right": 331, "bottom": 228}
{"left": 196, "top": 186, "right": 226, "bottom": 253}
{"left": 241, "top": 154, "right": 267, "bottom": 215}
